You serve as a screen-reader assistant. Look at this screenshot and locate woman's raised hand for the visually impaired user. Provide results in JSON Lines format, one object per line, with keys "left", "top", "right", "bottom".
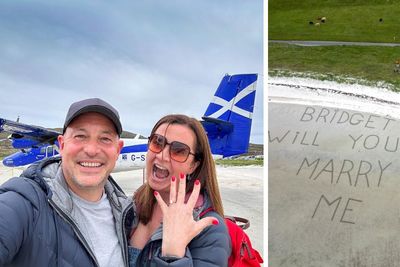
{"left": 153, "top": 173, "right": 218, "bottom": 258}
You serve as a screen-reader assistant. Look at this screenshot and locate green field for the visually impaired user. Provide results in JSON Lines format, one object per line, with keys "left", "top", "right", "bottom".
{"left": 269, "top": 0, "right": 400, "bottom": 42}
{"left": 215, "top": 158, "right": 263, "bottom": 167}
{"left": 269, "top": 0, "right": 400, "bottom": 89}
{"left": 269, "top": 43, "right": 400, "bottom": 89}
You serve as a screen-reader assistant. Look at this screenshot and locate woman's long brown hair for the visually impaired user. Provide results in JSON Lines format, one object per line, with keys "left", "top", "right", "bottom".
{"left": 134, "top": 114, "right": 225, "bottom": 224}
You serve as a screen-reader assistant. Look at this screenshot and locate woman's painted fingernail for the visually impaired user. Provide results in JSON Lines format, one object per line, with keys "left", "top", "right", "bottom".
{"left": 153, "top": 191, "right": 158, "bottom": 196}
{"left": 195, "top": 179, "right": 200, "bottom": 185}
{"left": 171, "top": 176, "right": 176, "bottom": 182}
{"left": 212, "top": 219, "right": 219, "bottom": 225}
{"left": 180, "top": 173, "right": 185, "bottom": 179}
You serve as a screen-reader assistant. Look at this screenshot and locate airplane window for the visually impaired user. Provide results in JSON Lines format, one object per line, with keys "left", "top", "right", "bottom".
{"left": 47, "top": 146, "right": 53, "bottom": 156}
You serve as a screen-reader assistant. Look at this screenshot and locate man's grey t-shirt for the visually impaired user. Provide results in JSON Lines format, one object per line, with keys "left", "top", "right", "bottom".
{"left": 70, "top": 190, "right": 124, "bottom": 267}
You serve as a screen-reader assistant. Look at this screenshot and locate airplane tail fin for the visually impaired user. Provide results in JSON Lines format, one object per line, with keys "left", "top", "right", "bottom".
{"left": 201, "top": 73, "right": 258, "bottom": 157}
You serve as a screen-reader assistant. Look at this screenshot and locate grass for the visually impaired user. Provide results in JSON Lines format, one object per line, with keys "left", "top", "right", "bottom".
{"left": 269, "top": 0, "right": 400, "bottom": 42}
{"left": 269, "top": 43, "right": 400, "bottom": 89}
{"left": 268, "top": 0, "right": 400, "bottom": 89}
{"left": 215, "top": 159, "right": 263, "bottom": 167}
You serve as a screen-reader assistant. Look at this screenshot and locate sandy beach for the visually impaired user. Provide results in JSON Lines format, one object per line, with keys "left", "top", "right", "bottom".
{"left": 0, "top": 163, "right": 264, "bottom": 256}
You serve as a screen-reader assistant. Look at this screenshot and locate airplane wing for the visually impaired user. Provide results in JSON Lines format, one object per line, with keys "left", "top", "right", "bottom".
{"left": 0, "top": 118, "right": 60, "bottom": 148}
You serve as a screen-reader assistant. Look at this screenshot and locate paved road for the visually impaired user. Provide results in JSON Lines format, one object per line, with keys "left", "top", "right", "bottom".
{"left": 269, "top": 40, "right": 400, "bottom": 47}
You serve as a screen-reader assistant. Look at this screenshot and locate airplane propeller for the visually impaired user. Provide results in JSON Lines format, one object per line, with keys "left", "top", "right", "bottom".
{"left": 0, "top": 134, "right": 13, "bottom": 143}
{"left": 0, "top": 134, "right": 27, "bottom": 154}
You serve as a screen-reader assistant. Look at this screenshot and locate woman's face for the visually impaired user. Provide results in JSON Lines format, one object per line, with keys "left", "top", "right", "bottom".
{"left": 146, "top": 123, "right": 199, "bottom": 196}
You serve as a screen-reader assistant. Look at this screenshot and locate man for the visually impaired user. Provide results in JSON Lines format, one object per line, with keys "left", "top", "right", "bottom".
{"left": 0, "top": 98, "right": 135, "bottom": 267}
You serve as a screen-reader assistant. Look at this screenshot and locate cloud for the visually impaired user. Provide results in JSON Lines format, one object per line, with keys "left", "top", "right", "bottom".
{"left": 0, "top": 0, "right": 263, "bottom": 143}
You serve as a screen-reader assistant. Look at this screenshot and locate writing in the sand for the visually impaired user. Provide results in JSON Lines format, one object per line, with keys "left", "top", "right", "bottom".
{"left": 268, "top": 106, "right": 400, "bottom": 152}
{"left": 268, "top": 130, "right": 400, "bottom": 153}
{"left": 296, "top": 157, "right": 391, "bottom": 187}
{"left": 297, "top": 157, "right": 382, "bottom": 224}
{"left": 311, "top": 194, "right": 362, "bottom": 224}
{"left": 299, "top": 106, "right": 394, "bottom": 131}
{"left": 289, "top": 106, "right": 396, "bottom": 224}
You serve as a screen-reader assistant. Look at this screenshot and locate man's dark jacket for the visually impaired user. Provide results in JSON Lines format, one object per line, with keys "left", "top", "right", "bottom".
{"left": 0, "top": 158, "right": 135, "bottom": 267}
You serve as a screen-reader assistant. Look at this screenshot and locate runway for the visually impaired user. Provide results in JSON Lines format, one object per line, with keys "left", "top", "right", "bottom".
{"left": 0, "top": 163, "right": 264, "bottom": 256}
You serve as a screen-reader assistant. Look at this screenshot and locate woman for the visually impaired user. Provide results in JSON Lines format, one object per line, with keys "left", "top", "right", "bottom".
{"left": 129, "top": 114, "right": 231, "bottom": 266}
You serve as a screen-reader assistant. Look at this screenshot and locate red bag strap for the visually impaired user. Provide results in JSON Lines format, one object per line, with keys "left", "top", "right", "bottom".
{"left": 200, "top": 208, "right": 250, "bottom": 230}
{"left": 226, "top": 215, "right": 250, "bottom": 230}
{"left": 199, "top": 207, "right": 214, "bottom": 218}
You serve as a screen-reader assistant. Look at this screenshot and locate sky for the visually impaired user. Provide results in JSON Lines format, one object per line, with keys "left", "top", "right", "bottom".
{"left": 0, "top": 1, "right": 263, "bottom": 144}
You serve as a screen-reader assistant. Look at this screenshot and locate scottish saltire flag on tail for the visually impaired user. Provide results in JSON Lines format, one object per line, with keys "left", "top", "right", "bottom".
{"left": 202, "top": 74, "right": 258, "bottom": 157}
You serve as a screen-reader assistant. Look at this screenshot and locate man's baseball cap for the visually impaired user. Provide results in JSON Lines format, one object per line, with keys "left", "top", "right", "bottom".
{"left": 63, "top": 98, "right": 122, "bottom": 136}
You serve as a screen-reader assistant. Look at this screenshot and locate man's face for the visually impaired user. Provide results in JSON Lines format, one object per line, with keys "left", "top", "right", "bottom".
{"left": 57, "top": 112, "right": 123, "bottom": 201}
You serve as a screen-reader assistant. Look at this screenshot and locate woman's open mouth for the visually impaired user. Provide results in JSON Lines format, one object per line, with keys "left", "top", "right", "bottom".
{"left": 153, "top": 163, "right": 170, "bottom": 179}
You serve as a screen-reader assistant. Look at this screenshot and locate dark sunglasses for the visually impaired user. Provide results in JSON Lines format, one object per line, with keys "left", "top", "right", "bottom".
{"left": 148, "top": 133, "right": 197, "bottom": 163}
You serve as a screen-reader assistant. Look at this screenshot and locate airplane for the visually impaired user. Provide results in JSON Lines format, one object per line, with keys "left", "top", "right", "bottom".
{"left": 0, "top": 73, "right": 258, "bottom": 173}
